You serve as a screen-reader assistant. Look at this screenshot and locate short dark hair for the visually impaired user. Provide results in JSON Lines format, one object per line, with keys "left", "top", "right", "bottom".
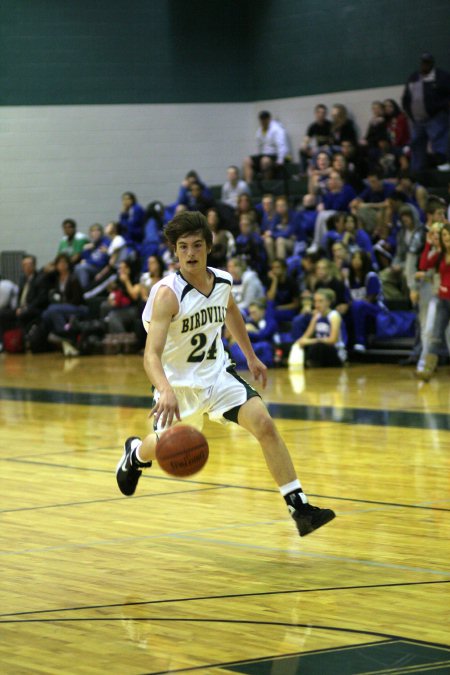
{"left": 62, "top": 218, "right": 76, "bottom": 229}
{"left": 389, "top": 190, "right": 407, "bottom": 203}
{"left": 259, "top": 110, "right": 271, "bottom": 120}
{"left": 164, "top": 211, "right": 213, "bottom": 251}
{"left": 122, "top": 191, "right": 137, "bottom": 204}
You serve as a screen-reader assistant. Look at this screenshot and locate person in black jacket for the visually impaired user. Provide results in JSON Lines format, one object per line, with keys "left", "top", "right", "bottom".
{"left": 41, "top": 252, "right": 88, "bottom": 335}
{"left": 402, "top": 53, "right": 450, "bottom": 172}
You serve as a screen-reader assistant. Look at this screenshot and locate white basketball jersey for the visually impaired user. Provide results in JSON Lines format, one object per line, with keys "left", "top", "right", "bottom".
{"left": 142, "top": 267, "right": 233, "bottom": 388}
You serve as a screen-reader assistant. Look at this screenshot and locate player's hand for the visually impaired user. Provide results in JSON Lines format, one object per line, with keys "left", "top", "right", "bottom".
{"left": 150, "top": 388, "right": 181, "bottom": 429}
{"left": 247, "top": 356, "right": 268, "bottom": 389}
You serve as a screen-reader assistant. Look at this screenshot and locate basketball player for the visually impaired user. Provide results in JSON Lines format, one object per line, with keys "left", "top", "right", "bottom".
{"left": 116, "top": 211, "right": 335, "bottom": 537}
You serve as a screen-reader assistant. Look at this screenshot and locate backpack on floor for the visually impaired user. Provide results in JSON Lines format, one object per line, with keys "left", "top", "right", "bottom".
{"left": 3, "top": 328, "right": 24, "bottom": 353}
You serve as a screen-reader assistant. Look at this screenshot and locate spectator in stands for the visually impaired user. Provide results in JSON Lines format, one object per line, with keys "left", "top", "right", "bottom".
{"left": 360, "top": 101, "right": 389, "bottom": 168}
{"left": 55, "top": 219, "right": 89, "bottom": 267}
{"left": 397, "top": 171, "right": 428, "bottom": 215}
{"left": 379, "top": 203, "right": 424, "bottom": 301}
{"left": 342, "top": 213, "right": 376, "bottom": 263}
{"left": 83, "top": 221, "right": 131, "bottom": 299}
{"left": 101, "top": 260, "right": 141, "bottom": 335}
{"left": 263, "top": 196, "right": 297, "bottom": 262}
{"left": 9, "top": 255, "right": 48, "bottom": 334}
{"left": 307, "top": 150, "right": 332, "bottom": 196}
{"left": 414, "top": 222, "right": 445, "bottom": 373}
{"left": 0, "top": 274, "right": 19, "bottom": 350}
{"left": 350, "top": 168, "right": 397, "bottom": 234}
{"left": 314, "top": 258, "right": 350, "bottom": 315}
{"left": 187, "top": 181, "right": 215, "bottom": 215}
{"left": 294, "top": 194, "right": 319, "bottom": 244}
{"left": 299, "top": 104, "right": 332, "bottom": 174}
{"left": 308, "top": 172, "right": 356, "bottom": 252}
{"left": 424, "top": 198, "right": 447, "bottom": 230}
{"left": 224, "top": 299, "right": 278, "bottom": 369}
{"left": 244, "top": 110, "right": 290, "bottom": 182}
{"left": 383, "top": 98, "right": 410, "bottom": 150}
{"left": 340, "top": 140, "right": 367, "bottom": 189}
{"left": 74, "top": 223, "right": 110, "bottom": 290}
{"left": 266, "top": 258, "right": 300, "bottom": 322}
{"left": 227, "top": 256, "right": 265, "bottom": 315}
{"left": 119, "top": 192, "right": 145, "bottom": 250}
{"left": 235, "top": 192, "right": 259, "bottom": 228}
{"left": 331, "top": 241, "right": 350, "bottom": 278}
{"left": 176, "top": 170, "right": 213, "bottom": 209}
{"left": 402, "top": 53, "right": 450, "bottom": 172}
{"left": 417, "top": 224, "right": 450, "bottom": 380}
{"left": 330, "top": 104, "right": 358, "bottom": 148}
{"left": 42, "top": 252, "right": 88, "bottom": 337}
{"left": 259, "top": 193, "right": 277, "bottom": 233}
{"left": 139, "top": 255, "right": 165, "bottom": 303}
{"left": 346, "top": 250, "right": 384, "bottom": 351}
{"left": 221, "top": 165, "right": 251, "bottom": 208}
{"left": 206, "top": 207, "right": 235, "bottom": 268}
{"left": 141, "top": 201, "right": 165, "bottom": 267}
{"left": 295, "top": 288, "right": 347, "bottom": 367}
{"left": 235, "top": 214, "right": 268, "bottom": 280}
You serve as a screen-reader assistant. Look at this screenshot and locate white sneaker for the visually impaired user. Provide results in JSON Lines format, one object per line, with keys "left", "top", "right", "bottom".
{"left": 353, "top": 344, "right": 366, "bottom": 352}
{"left": 437, "top": 162, "right": 450, "bottom": 171}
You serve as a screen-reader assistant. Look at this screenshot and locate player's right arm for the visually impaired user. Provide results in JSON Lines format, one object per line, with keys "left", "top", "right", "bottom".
{"left": 144, "top": 286, "right": 181, "bottom": 428}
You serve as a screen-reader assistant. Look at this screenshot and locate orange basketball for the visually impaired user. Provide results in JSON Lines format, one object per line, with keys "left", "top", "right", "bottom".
{"left": 156, "top": 425, "right": 209, "bottom": 477}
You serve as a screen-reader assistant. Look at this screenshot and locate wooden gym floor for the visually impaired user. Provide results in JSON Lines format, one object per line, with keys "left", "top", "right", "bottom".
{"left": 0, "top": 354, "right": 449, "bottom": 674}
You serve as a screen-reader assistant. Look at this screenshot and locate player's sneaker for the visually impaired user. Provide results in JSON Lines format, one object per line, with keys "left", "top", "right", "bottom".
{"left": 116, "top": 437, "right": 152, "bottom": 496}
{"left": 291, "top": 503, "right": 336, "bottom": 537}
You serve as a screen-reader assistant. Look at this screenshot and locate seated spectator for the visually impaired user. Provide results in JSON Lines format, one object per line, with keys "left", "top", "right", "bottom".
{"left": 308, "top": 172, "right": 356, "bottom": 251}
{"left": 259, "top": 193, "right": 277, "bottom": 233}
{"left": 176, "top": 170, "right": 212, "bottom": 209}
{"left": 0, "top": 255, "right": 49, "bottom": 342}
{"left": 314, "top": 257, "right": 350, "bottom": 315}
{"left": 299, "top": 103, "right": 332, "bottom": 173}
{"left": 295, "top": 288, "right": 347, "bottom": 367}
{"left": 100, "top": 260, "right": 141, "bottom": 334}
{"left": 341, "top": 213, "right": 377, "bottom": 265}
{"left": 141, "top": 201, "right": 165, "bottom": 267}
{"left": 266, "top": 258, "right": 300, "bottom": 321}
{"left": 225, "top": 299, "right": 278, "bottom": 368}
{"left": 308, "top": 150, "right": 332, "bottom": 196}
{"left": 340, "top": 140, "right": 368, "bottom": 190}
{"left": 74, "top": 223, "right": 110, "bottom": 289}
{"left": 206, "top": 208, "right": 235, "bottom": 269}
{"left": 331, "top": 241, "right": 350, "bottom": 278}
{"left": 235, "top": 193, "right": 259, "bottom": 228}
{"left": 383, "top": 99, "right": 410, "bottom": 150}
{"left": 53, "top": 218, "right": 89, "bottom": 268}
{"left": 380, "top": 203, "right": 424, "bottom": 300}
{"left": 84, "top": 221, "right": 132, "bottom": 299}
{"left": 263, "top": 196, "right": 297, "bottom": 262}
{"left": 244, "top": 110, "right": 290, "bottom": 182}
{"left": 360, "top": 101, "right": 389, "bottom": 168}
{"left": 397, "top": 171, "right": 428, "bottom": 215}
{"left": 221, "top": 165, "right": 251, "bottom": 208}
{"left": 139, "top": 255, "right": 165, "bottom": 303}
{"left": 235, "top": 214, "right": 268, "bottom": 281}
{"left": 119, "top": 192, "right": 145, "bottom": 250}
{"left": 330, "top": 104, "right": 358, "bottom": 148}
{"left": 187, "top": 181, "right": 215, "bottom": 215}
{"left": 226, "top": 257, "right": 265, "bottom": 315}
{"left": 346, "top": 251, "right": 384, "bottom": 350}
{"left": 293, "top": 194, "right": 319, "bottom": 243}
{"left": 350, "top": 169, "right": 397, "bottom": 234}
{"left": 41, "top": 253, "right": 88, "bottom": 337}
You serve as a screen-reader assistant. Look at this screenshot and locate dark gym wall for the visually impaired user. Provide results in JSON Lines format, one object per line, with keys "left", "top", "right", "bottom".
{"left": 1, "top": 0, "right": 449, "bottom": 105}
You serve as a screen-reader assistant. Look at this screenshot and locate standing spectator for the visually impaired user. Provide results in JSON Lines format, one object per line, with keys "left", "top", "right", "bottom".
{"left": 221, "top": 166, "right": 251, "bottom": 208}
{"left": 417, "top": 224, "right": 450, "bottom": 380}
{"left": 119, "top": 192, "right": 146, "bottom": 250}
{"left": 244, "top": 111, "right": 290, "bottom": 182}
{"left": 330, "top": 104, "right": 358, "bottom": 148}
{"left": 402, "top": 53, "right": 450, "bottom": 172}
{"left": 299, "top": 104, "right": 332, "bottom": 173}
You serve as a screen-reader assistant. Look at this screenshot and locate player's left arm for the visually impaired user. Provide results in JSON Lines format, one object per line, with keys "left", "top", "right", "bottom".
{"left": 225, "top": 294, "right": 267, "bottom": 388}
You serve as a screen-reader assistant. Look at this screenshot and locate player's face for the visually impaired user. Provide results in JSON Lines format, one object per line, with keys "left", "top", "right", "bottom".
{"left": 314, "top": 293, "right": 328, "bottom": 313}
{"left": 175, "top": 234, "right": 209, "bottom": 274}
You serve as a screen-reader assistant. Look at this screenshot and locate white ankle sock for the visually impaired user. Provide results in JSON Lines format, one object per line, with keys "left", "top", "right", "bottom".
{"left": 279, "top": 479, "right": 303, "bottom": 497}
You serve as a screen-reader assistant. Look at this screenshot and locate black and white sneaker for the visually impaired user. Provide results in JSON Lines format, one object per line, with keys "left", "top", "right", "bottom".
{"left": 291, "top": 503, "right": 336, "bottom": 537}
{"left": 116, "top": 437, "right": 151, "bottom": 496}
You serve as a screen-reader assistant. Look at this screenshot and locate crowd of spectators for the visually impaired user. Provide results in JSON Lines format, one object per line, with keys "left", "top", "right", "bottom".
{"left": 1, "top": 54, "right": 450, "bottom": 379}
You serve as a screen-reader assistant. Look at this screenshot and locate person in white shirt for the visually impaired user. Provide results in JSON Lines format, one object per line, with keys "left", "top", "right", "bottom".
{"left": 220, "top": 165, "right": 251, "bottom": 208}
{"left": 244, "top": 111, "right": 290, "bottom": 182}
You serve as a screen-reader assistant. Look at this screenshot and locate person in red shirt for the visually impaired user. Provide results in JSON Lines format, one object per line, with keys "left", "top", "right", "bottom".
{"left": 417, "top": 223, "right": 450, "bottom": 380}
